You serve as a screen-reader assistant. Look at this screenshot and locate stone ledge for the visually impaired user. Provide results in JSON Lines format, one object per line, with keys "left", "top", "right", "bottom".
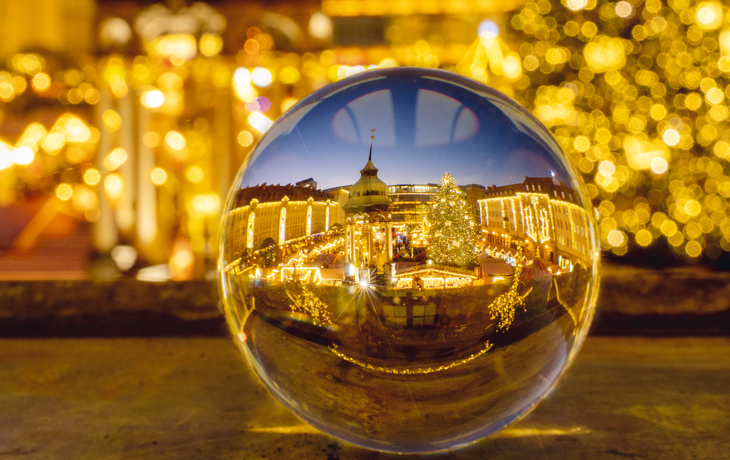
{"left": 1, "top": 263, "right": 729, "bottom": 336}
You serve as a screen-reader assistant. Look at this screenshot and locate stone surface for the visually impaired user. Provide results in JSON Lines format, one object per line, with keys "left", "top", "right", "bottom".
{"left": 0, "top": 279, "right": 225, "bottom": 336}
{"left": 2, "top": 263, "right": 730, "bottom": 336}
{"left": 1, "top": 337, "right": 729, "bottom": 459}
{"left": 598, "top": 263, "right": 730, "bottom": 314}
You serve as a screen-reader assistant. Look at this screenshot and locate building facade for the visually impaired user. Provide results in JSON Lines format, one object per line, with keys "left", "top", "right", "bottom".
{"left": 223, "top": 183, "right": 340, "bottom": 263}
{"left": 476, "top": 176, "right": 591, "bottom": 268}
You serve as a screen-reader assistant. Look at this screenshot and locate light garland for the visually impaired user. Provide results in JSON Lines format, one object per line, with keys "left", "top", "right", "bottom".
{"left": 329, "top": 341, "right": 493, "bottom": 375}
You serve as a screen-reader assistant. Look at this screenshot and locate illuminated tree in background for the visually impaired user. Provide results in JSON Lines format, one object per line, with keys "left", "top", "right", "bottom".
{"left": 427, "top": 173, "right": 478, "bottom": 266}
{"left": 504, "top": 0, "right": 730, "bottom": 261}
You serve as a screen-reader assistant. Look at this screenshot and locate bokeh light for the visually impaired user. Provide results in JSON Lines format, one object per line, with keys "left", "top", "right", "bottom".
{"left": 150, "top": 167, "right": 168, "bottom": 186}
{"left": 237, "top": 130, "right": 254, "bottom": 147}
{"left": 4, "top": 0, "right": 730, "bottom": 273}
{"left": 84, "top": 168, "right": 101, "bottom": 186}
{"left": 55, "top": 183, "right": 73, "bottom": 201}
{"left": 165, "top": 131, "right": 186, "bottom": 151}
{"left": 103, "top": 148, "right": 128, "bottom": 171}
{"left": 141, "top": 89, "right": 165, "bottom": 108}
{"left": 104, "top": 173, "right": 125, "bottom": 200}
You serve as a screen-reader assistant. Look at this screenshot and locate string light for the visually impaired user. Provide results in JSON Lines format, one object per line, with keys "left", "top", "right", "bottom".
{"left": 509, "top": 0, "right": 730, "bottom": 259}
{"left": 83, "top": 168, "right": 101, "bottom": 186}
{"left": 55, "top": 183, "right": 73, "bottom": 201}
{"left": 150, "top": 167, "right": 168, "bottom": 186}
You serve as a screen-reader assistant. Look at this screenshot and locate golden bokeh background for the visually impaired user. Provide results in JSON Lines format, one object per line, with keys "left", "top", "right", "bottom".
{"left": 1, "top": 0, "right": 728, "bottom": 279}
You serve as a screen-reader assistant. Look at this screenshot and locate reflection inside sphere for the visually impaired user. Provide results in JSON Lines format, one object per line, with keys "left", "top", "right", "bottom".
{"left": 219, "top": 68, "right": 599, "bottom": 454}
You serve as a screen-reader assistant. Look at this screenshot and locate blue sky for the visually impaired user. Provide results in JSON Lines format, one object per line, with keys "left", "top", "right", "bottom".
{"left": 239, "top": 68, "right": 572, "bottom": 191}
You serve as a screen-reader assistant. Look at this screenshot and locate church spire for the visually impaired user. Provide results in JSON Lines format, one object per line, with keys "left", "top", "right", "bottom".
{"left": 361, "top": 128, "right": 378, "bottom": 176}
{"left": 369, "top": 128, "right": 375, "bottom": 162}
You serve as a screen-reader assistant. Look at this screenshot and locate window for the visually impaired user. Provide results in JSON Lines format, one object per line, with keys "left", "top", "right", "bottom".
{"left": 247, "top": 212, "right": 255, "bottom": 249}
{"left": 279, "top": 208, "right": 287, "bottom": 244}
{"left": 306, "top": 206, "right": 312, "bottom": 236}
{"left": 383, "top": 304, "right": 408, "bottom": 326}
{"left": 412, "top": 304, "right": 436, "bottom": 326}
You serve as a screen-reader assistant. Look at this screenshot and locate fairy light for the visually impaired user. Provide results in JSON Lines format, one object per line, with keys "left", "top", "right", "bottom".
{"left": 199, "top": 33, "right": 223, "bottom": 57}
{"left": 150, "top": 167, "right": 168, "bottom": 186}
{"left": 143, "top": 132, "right": 160, "bottom": 148}
{"left": 251, "top": 67, "right": 273, "bottom": 87}
{"left": 104, "top": 173, "right": 124, "bottom": 200}
{"left": 185, "top": 165, "right": 205, "bottom": 184}
{"left": 566, "top": 0, "right": 588, "bottom": 11}
{"left": 31, "top": 73, "right": 50, "bottom": 92}
{"left": 237, "top": 130, "right": 254, "bottom": 147}
{"left": 102, "top": 109, "right": 122, "bottom": 132}
{"left": 662, "top": 129, "right": 680, "bottom": 147}
{"left": 165, "top": 131, "right": 186, "bottom": 150}
{"left": 507, "top": 0, "right": 730, "bottom": 259}
{"left": 141, "top": 89, "right": 165, "bottom": 108}
{"left": 79, "top": 170, "right": 100, "bottom": 189}
{"left": 103, "top": 148, "right": 128, "bottom": 171}
{"left": 12, "top": 146, "right": 34, "bottom": 165}
{"left": 650, "top": 157, "right": 668, "bottom": 175}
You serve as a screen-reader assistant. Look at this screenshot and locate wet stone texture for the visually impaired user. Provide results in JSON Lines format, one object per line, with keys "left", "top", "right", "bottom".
{"left": 1, "top": 337, "right": 729, "bottom": 459}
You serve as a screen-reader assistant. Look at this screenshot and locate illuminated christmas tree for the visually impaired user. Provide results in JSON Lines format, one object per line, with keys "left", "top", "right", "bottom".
{"left": 500, "top": 0, "right": 730, "bottom": 261}
{"left": 427, "top": 173, "right": 479, "bottom": 266}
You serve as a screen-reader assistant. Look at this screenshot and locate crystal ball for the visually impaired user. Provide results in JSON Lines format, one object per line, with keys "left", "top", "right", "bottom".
{"left": 218, "top": 67, "right": 600, "bottom": 453}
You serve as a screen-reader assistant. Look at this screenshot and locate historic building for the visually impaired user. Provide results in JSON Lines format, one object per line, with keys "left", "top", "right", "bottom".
{"left": 387, "top": 183, "right": 437, "bottom": 248}
{"left": 476, "top": 176, "right": 591, "bottom": 268}
{"left": 223, "top": 183, "right": 340, "bottom": 263}
{"left": 342, "top": 147, "right": 393, "bottom": 277}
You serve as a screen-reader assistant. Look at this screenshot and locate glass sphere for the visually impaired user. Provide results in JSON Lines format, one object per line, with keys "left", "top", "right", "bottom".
{"left": 218, "top": 68, "right": 600, "bottom": 453}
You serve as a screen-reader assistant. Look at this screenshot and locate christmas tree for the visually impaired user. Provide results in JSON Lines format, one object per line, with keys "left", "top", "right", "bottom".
{"left": 499, "top": 0, "right": 730, "bottom": 260}
{"left": 427, "top": 173, "right": 479, "bottom": 266}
